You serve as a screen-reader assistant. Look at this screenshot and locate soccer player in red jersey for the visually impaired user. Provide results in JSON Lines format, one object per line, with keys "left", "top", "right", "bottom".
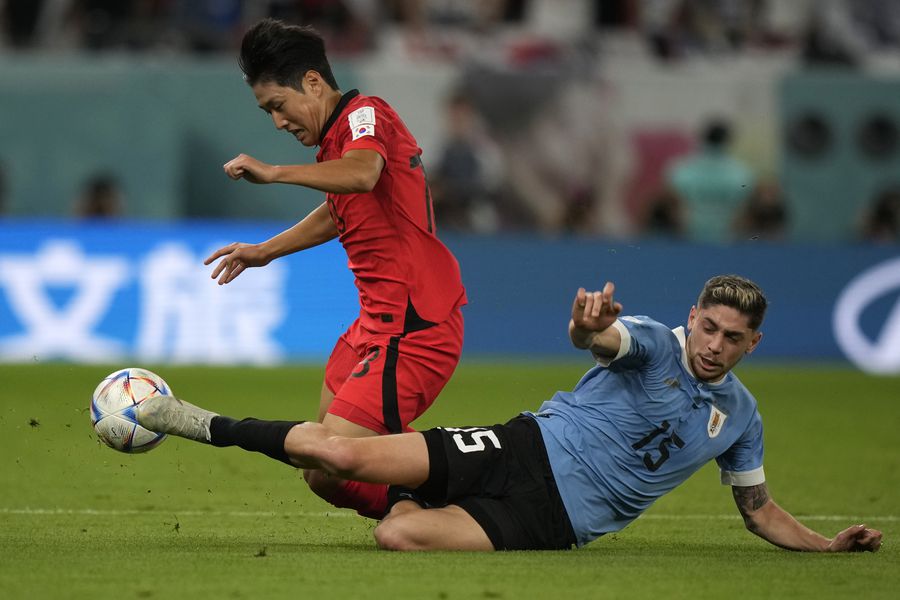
{"left": 205, "top": 19, "right": 467, "bottom": 519}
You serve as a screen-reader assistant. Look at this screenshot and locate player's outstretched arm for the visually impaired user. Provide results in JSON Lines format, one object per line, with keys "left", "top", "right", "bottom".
{"left": 204, "top": 202, "right": 338, "bottom": 285}
{"left": 224, "top": 149, "right": 385, "bottom": 194}
{"left": 732, "top": 483, "right": 883, "bottom": 552}
{"left": 569, "top": 281, "right": 623, "bottom": 359}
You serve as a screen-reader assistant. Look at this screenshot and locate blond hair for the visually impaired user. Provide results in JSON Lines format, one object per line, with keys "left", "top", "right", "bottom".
{"left": 697, "top": 275, "right": 767, "bottom": 330}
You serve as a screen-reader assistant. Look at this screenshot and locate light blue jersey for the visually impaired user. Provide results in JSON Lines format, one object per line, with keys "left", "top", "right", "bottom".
{"left": 526, "top": 316, "right": 765, "bottom": 547}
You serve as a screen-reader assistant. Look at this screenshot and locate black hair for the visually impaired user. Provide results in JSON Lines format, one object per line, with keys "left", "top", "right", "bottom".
{"left": 77, "top": 173, "right": 122, "bottom": 218}
{"left": 238, "top": 18, "right": 339, "bottom": 91}
{"left": 702, "top": 119, "right": 731, "bottom": 148}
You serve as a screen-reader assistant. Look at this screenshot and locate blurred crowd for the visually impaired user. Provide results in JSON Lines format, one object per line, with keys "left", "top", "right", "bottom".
{"left": 5, "top": 1, "right": 900, "bottom": 62}
{"left": 2, "top": 0, "right": 899, "bottom": 243}
{"left": 7, "top": 0, "right": 900, "bottom": 64}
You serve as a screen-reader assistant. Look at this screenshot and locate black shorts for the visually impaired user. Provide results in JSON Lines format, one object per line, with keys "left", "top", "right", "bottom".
{"left": 416, "top": 416, "right": 576, "bottom": 551}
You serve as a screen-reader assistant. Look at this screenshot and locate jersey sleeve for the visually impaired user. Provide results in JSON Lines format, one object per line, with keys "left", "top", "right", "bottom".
{"left": 337, "top": 104, "right": 388, "bottom": 161}
{"left": 716, "top": 410, "right": 766, "bottom": 486}
{"left": 598, "top": 316, "right": 672, "bottom": 370}
{"left": 591, "top": 319, "right": 631, "bottom": 367}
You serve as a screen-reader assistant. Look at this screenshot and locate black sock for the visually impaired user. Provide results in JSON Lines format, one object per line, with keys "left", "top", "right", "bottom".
{"left": 209, "top": 416, "right": 302, "bottom": 466}
{"left": 386, "top": 486, "right": 428, "bottom": 511}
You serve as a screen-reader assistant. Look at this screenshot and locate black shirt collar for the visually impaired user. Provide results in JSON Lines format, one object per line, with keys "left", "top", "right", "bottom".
{"left": 319, "top": 89, "right": 360, "bottom": 143}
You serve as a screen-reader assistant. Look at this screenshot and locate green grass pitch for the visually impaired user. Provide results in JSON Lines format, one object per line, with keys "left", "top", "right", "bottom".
{"left": 1, "top": 361, "right": 898, "bottom": 599}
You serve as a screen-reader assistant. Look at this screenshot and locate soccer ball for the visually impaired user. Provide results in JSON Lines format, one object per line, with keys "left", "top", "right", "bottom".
{"left": 91, "top": 367, "right": 170, "bottom": 453}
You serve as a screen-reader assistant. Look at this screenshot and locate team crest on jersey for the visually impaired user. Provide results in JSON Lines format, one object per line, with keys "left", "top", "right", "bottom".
{"left": 707, "top": 405, "right": 727, "bottom": 438}
{"left": 349, "top": 106, "right": 376, "bottom": 140}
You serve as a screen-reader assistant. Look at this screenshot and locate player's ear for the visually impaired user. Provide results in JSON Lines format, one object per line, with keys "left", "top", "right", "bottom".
{"left": 302, "top": 70, "right": 325, "bottom": 96}
{"left": 687, "top": 305, "right": 697, "bottom": 330}
{"left": 745, "top": 331, "right": 762, "bottom": 354}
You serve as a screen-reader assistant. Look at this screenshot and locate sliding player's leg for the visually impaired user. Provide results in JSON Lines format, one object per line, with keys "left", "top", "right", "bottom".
{"left": 134, "top": 394, "right": 430, "bottom": 486}
{"left": 305, "top": 353, "right": 387, "bottom": 516}
{"left": 290, "top": 417, "right": 568, "bottom": 552}
{"left": 284, "top": 422, "right": 429, "bottom": 487}
{"left": 396, "top": 418, "right": 578, "bottom": 552}
{"left": 374, "top": 502, "right": 493, "bottom": 551}
{"left": 303, "top": 412, "right": 386, "bottom": 518}
{"left": 135, "top": 397, "right": 571, "bottom": 552}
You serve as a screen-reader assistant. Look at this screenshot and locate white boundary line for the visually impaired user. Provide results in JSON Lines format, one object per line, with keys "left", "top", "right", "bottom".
{"left": 0, "top": 508, "right": 355, "bottom": 518}
{"left": 1, "top": 508, "right": 897, "bottom": 522}
{"left": 638, "top": 514, "right": 900, "bottom": 522}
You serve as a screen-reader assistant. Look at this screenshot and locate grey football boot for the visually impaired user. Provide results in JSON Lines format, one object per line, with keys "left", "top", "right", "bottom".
{"left": 136, "top": 395, "right": 217, "bottom": 443}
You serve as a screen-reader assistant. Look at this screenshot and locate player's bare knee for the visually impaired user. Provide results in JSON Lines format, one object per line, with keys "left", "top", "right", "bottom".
{"left": 374, "top": 518, "right": 420, "bottom": 551}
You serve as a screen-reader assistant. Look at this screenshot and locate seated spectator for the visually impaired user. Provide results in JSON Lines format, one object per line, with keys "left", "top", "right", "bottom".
{"left": 268, "top": 0, "right": 374, "bottom": 55}
{"left": 860, "top": 185, "right": 900, "bottom": 243}
{"left": 733, "top": 180, "right": 789, "bottom": 241}
{"left": 666, "top": 118, "right": 755, "bottom": 244}
{"left": 2, "top": 0, "right": 44, "bottom": 48}
{"left": 74, "top": 174, "right": 123, "bottom": 218}
{"left": 0, "top": 159, "right": 7, "bottom": 215}
{"left": 641, "top": 187, "right": 684, "bottom": 240}
{"left": 431, "top": 91, "right": 503, "bottom": 234}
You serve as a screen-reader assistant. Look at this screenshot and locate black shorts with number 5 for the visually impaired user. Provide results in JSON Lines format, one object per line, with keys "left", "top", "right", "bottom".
{"left": 417, "top": 416, "right": 576, "bottom": 550}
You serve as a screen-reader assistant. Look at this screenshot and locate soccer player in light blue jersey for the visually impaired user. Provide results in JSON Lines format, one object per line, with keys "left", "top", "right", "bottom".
{"left": 136, "top": 275, "right": 883, "bottom": 553}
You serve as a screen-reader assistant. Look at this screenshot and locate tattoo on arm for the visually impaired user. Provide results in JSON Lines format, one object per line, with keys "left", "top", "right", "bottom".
{"left": 732, "top": 483, "right": 770, "bottom": 518}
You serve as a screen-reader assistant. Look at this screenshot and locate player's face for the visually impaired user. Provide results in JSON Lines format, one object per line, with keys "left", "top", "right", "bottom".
{"left": 252, "top": 77, "right": 327, "bottom": 147}
{"left": 686, "top": 304, "right": 761, "bottom": 382}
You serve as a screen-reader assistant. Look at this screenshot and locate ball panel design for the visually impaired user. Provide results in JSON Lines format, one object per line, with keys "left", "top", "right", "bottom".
{"left": 90, "top": 367, "right": 170, "bottom": 454}
{"left": 94, "top": 414, "right": 137, "bottom": 452}
{"left": 129, "top": 426, "right": 167, "bottom": 453}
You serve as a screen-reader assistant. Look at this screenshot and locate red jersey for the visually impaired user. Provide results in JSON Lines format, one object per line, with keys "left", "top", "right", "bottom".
{"left": 317, "top": 90, "right": 467, "bottom": 334}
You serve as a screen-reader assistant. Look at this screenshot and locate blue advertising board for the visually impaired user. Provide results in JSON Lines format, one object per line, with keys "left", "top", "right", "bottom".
{"left": 0, "top": 220, "right": 358, "bottom": 365}
{"left": 451, "top": 237, "right": 900, "bottom": 374}
{"left": 1, "top": 220, "right": 899, "bottom": 373}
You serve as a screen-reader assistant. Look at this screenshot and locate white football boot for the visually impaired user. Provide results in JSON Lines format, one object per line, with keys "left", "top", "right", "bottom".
{"left": 136, "top": 395, "right": 217, "bottom": 443}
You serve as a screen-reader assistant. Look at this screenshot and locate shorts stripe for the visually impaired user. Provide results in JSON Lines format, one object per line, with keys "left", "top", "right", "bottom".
{"left": 381, "top": 336, "right": 402, "bottom": 433}
{"left": 418, "top": 428, "right": 450, "bottom": 502}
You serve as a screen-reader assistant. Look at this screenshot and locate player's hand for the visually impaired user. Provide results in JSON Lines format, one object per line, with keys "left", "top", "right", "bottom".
{"left": 223, "top": 153, "right": 278, "bottom": 184}
{"left": 204, "top": 242, "right": 271, "bottom": 285}
{"left": 570, "top": 282, "right": 623, "bottom": 349}
{"left": 826, "top": 524, "right": 883, "bottom": 552}
{"left": 572, "top": 282, "right": 622, "bottom": 332}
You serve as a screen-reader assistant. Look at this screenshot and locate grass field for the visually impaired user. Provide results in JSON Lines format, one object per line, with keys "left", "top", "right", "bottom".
{"left": 1, "top": 361, "right": 898, "bottom": 599}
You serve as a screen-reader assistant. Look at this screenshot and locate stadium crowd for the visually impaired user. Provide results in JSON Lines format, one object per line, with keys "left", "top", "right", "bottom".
{"left": 7, "top": 1, "right": 900, "bottom": 61}
{"left": 1, "top": 1, "right": 899, "bottom": 242}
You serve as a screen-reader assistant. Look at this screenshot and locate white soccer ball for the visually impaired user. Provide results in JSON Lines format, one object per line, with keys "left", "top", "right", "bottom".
{"left": 90, "top": 367, "right": 170, "bottom": 453}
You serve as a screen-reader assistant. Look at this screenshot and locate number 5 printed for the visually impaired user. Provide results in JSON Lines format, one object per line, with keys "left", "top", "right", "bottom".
{"left": 445, "top": 427, "right": 502, "bottom": 453}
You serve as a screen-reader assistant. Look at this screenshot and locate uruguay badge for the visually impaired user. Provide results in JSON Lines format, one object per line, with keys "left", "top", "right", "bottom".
{"left": 707, "top": 405, "right": 728, "bottom": 438}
